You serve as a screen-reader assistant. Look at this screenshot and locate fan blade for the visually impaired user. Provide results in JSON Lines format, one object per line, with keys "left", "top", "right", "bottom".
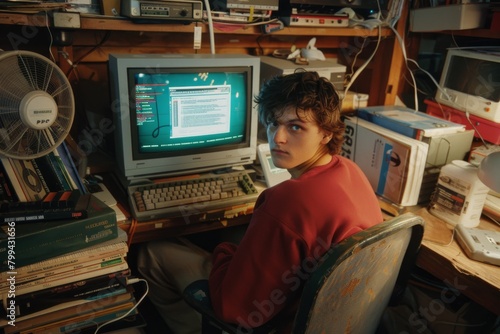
{"left": 0, "top": 51, "right": 75, "bottom": 159}
{"left": 0, "top": 121, "right": 28, "bottom": 153}
{"left": 0, "top": 61, "right": 34, "bottom": 102}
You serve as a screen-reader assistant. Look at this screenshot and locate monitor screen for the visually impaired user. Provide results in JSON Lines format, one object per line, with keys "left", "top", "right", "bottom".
{"left": 443, "top": 54, "right": 500, "bottom": 102}
{"left": 108, "top": 54, "right": 260, "bottom": 181}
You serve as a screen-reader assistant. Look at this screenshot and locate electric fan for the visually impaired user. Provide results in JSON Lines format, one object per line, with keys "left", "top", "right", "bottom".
{"left": 0, "top": 50, "right": 75, "bottom": 159}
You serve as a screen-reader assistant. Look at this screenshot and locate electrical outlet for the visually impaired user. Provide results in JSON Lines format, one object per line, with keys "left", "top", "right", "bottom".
{"left": 53, "top": 12, "right": 81, "bottom": 29}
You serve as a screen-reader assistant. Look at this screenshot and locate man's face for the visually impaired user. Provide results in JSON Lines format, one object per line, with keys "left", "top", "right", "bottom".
{"left": 266, "top": 107, "right": 328, "bottom": 170}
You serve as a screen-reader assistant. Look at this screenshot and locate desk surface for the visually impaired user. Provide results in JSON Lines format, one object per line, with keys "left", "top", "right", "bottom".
{"left": 414, "top": 207, "right": 500, "bottom": 316}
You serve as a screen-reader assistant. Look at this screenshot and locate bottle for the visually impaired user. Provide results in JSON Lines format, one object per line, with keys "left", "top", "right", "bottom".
{"left": 429, "top": 160, "right": 490, "bottom": 228}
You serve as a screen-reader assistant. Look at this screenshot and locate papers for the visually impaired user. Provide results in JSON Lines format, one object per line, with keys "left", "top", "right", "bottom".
{"left": 342, "top": 116, "right": 428, "bottom": 206}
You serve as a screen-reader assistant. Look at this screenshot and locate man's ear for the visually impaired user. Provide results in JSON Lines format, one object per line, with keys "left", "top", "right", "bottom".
{"left": 321, "top": 132, "right": 333, "bottom": 144}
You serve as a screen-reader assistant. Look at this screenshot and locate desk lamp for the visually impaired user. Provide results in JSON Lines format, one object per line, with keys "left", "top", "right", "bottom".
{"left": 455, "top": 151, "right": 500, "bottom": 266}
{"left": 477, "top": 151, "right": 500, "bottom": 193}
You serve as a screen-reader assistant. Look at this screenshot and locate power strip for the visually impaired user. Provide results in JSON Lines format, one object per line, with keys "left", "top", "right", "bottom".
{"left": 289, "top": 14, "right": 349, "bottom": 27}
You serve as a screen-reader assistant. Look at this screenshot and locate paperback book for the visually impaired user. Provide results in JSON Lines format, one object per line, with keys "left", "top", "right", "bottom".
{"left": 0, "top": 228, "right": 127, "bottom": 281}
{"left": 18, "top": 299, "right": 137, "bottom": 334}
{"left": 1, "top": 269, "right": 131, "bottom": 317}
{"left": 0, "top": 256, "right": 128, "bottom": 293}
{"left": 2, "top": 288, "right": 133, "bottom": 332}
{"left": 0, "top": 195, "right": 118, "bottom": 271}
{"left": 4, "top": 260, "right": 128, "bottom": 298}
{"left": 0, "top": 191, "right": 90, "bottom": 224}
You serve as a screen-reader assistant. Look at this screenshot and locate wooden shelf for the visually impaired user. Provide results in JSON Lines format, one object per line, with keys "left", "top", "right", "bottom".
{"left": 0, "top": 8, "right": 408, "bottom": 106}
{"left": 0, "top": 11, "right": 392, "bottom": 37}
{"left": 414, "top": 28, "right": 500, "bottom": 39}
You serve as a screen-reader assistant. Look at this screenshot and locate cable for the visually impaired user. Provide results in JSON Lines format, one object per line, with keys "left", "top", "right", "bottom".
{"left": 127, "top": 218, "right": 138, "bottom": 247}
{"left": 94, "top": 278, "right": 149, "bottom": 334}
{"left": 464, "top": 111, "right": 489, "bottom": 148}
{"left": 44, "top": 10, "right": 55, "bottom": 63}
{"left": 407, "top": 58, "right": 451, "bottom": 101}
{"left": 343, "top": 22, "right": 383, "bottom": 99}
{"left": 65, "top": 31, "right": 111, "bottom": 78}
{"left": 203, "top": 0, "right": 216, "bottom": 54}
{"left": 385, "top": 22, "right": 421, "bottom": 111}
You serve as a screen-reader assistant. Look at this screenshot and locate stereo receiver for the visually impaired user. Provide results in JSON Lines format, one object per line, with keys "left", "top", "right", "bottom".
{"left": 122, "top": 0, "right": 203, "bottom": 21}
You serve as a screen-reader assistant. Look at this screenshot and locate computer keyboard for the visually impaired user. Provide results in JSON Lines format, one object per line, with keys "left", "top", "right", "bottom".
{"left": 128, "top": 170, "right": 260, "bottom": 221}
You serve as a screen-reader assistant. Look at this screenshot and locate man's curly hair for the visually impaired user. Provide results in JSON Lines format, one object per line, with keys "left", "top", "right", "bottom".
{"left": 254, "top": 71, "right": 345, "bottom": 155}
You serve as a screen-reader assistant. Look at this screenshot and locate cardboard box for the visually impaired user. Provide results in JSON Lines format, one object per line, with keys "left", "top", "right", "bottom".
{"left": 410, "top": 4, "right": 488, "bottom": 32}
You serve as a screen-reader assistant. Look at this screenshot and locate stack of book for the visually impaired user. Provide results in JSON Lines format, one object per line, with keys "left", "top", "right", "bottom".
{"left": 0, "top": 195, "right": 143, "bottom": 333}
{"left": 0, "top": 141, "right": 86, "bottom": 203}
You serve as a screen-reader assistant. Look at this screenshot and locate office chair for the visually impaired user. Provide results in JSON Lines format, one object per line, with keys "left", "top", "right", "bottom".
{"left": 183, "top": 212, "right": 425, "bottom": 333}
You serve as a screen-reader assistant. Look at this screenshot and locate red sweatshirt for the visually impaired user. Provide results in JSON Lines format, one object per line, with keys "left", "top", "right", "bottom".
{"left": 209, "top": 155, "right": 383, "bottom": 331}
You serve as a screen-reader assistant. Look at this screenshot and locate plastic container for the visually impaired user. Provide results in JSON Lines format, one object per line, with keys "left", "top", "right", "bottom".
{"left": 429, "top": 160, "right": 490, "bottom": 227}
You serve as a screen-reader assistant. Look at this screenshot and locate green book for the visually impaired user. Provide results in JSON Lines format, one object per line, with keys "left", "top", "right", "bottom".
{"left": 0, "top": 195, "right": 118, "bottom": 271}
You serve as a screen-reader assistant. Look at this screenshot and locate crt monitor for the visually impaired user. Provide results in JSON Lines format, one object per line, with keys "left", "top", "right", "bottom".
{"left": 108, "top": 54, "right": 260, "bottom": 181}
{"left": 435, "top": 47, "right": 500, "bottom": 123}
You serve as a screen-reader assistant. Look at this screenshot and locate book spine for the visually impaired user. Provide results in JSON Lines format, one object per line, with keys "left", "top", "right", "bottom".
{"left": 46, "top": 152, "right": 72, "bottom": 191}
{"left": 0, "top": 200, "right": 118, "bottom": 270}
{"left": 24, "top": 302, "right": 136, "bottom": 334}
{"left": 0, "top": 254, "right": 126, "bottom": 290}
{"left": 0, "top": 207, "right": 86, "bottom": 224}
{"left": 8, "top": 286, "right": 129, "bottom": 320}
{"left": 56, "top": 142, "right": 87, "bottom": 193}
{"left": 30, "top": 158, "right": 51, "bottom": 193}
{"left": 0, "top": 192, "right": 92, "bottom": 224}
{"left": 51, "top": 148, "right": 78, "bottom": 190}
{"left": 0, "top": 162, "right": 19, "bottom": 202}
{"left": 61, "top": 307, "right": 136, "bottom": 334}
{"left": 32, "top": 155, "right": 65, "bottom": 193}
{"left": 7, "top": 261, "right": 129, "bottom": 297}
{"left": 0, "top": 158, "right": 27, "bottom": 202}
{"left": 1, "top": 269, "right": 130, "bottom": 314}
{"left": 0, "top": 241, "right": 128, "bottom": 280}
{"left": 3, "top": 289, "right": 133, "bottom": 332}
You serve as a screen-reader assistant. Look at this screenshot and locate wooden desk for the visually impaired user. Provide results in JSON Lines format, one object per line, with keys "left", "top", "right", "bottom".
{"left": 414, "top": 207, "right": 500, "bottom": 316}
{"left": 118, "top": 184, "right": 500, "bottom": 315}
{"left": 119, "top": 202, "right": 255, "bottom": 244}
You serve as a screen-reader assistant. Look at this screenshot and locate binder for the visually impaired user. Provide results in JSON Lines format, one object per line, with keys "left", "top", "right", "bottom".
{"left": 342, "top": 116, "right": 429, "bottom": 206}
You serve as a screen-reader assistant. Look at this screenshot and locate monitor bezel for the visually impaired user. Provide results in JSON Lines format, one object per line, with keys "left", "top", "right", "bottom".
{"left": 109, "top": 54, "right": 260, "bottom": 181}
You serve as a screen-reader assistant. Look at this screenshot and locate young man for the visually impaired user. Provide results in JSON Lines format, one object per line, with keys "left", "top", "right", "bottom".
{"left": 137, "top": 71, "right": 383, "bottom": 333}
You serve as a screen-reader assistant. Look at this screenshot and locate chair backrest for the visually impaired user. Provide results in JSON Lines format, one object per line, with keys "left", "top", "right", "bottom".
{"left": 292, "top": 212, "right": 425, "bottom": 334}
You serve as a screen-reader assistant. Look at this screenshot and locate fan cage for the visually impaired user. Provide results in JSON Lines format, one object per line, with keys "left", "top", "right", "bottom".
{"left": 0, "top": 50, "right": 75, "bottom": 159}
